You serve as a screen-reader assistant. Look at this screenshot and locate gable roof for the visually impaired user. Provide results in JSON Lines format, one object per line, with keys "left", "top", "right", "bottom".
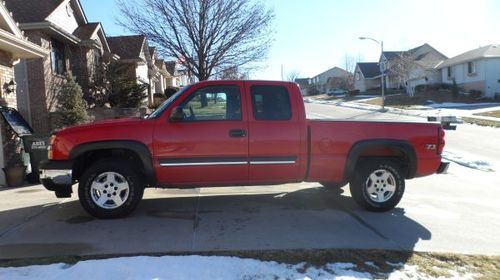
{"left": 72, "top": 22, "right": 99, "bottom": 40}
{"left": 165, "top": 61, "right": 176, "bottom": 76}
{"left": 107, "top": 35, "right": 146, "bottom": 60}
{"left": 356, "top": 62, "right": 381, "bottom": 78}
{"left": 382, "top": 51, "right": 403, "bottom": 60}
{"left": 439, "top": 44, "right": 500, "bottom": 69}
{"left": 4, "top": 0, "right": 63, "bottom": 23}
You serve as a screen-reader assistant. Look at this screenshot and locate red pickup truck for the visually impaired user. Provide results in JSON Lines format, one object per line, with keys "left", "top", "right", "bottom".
{"left": 40, "top": 80, "right": 448, "bottom": 218}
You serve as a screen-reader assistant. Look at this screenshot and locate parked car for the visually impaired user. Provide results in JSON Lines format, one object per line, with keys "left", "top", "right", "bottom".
{"left": 40, "top": 80, "right": 448, "bottom": 218}
{"left": 327, "top": 88, "right": 348, "bottom": 96}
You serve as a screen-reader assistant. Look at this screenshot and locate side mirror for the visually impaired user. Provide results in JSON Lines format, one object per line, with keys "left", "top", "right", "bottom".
{"left": 169, "top": 106, "right": 184, "bottom": 122}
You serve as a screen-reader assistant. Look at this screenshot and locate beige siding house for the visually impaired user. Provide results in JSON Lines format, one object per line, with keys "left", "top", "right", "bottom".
{"left": 439, "top": 45, "right": 500, "bottom": 98}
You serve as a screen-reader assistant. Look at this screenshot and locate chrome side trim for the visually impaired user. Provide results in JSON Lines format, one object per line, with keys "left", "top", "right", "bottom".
{"left": 160, "top": 161, "right": 247, "bottom": 167}
{"left": 249, "top": 161, "right": 296, "bottom": 165}
{"left": 40, "top": 169, "right": 72, "bottom": 185}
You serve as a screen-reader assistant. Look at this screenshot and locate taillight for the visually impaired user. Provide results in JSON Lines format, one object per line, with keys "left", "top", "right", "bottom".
{"left": 437, "top": 127, "right": 445, "bottom": 155}
{"left": 47, "top": 135, "right": 56, "bottom": 160}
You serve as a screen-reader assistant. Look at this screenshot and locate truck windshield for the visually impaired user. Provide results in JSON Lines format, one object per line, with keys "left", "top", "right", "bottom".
{"left": 147, "top": 85, "right": 192, "bottom": 119}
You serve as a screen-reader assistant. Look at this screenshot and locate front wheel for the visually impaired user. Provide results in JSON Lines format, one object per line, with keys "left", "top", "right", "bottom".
{"left": 349, "top": 160, "right": 405, "bottom": 212}
{"left": 78, "top": 159, "right": 144, "bottom": 219}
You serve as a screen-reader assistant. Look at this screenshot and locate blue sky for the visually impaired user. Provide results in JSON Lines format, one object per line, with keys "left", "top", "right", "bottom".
{"left": 81, "top": 0, "right": 500, "bottom": 80}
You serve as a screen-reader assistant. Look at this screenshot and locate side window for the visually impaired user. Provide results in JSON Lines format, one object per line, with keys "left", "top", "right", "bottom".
{"left": 251, "top": 85, "right": 292, "bottom": 121}
{"left": 182, "top": 85, "right": 241, "bottom": 121}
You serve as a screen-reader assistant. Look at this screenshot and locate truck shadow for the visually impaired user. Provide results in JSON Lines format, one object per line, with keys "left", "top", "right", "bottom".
{"left": 0, "top": 185, "right": 431, "bottom": 274}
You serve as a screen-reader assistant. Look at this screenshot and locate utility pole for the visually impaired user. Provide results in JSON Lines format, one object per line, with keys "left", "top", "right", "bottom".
{"left": 359, "top": 37, "right": 386, "bottom": 112}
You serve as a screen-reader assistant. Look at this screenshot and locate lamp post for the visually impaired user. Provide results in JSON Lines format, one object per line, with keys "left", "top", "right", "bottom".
{"left": 359, "top": 36, "right": 386, "bottom": 111}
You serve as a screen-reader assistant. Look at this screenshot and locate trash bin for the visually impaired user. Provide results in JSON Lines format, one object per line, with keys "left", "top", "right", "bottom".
{"left": 22, "top": 135, "right": 49, "bottom": 183}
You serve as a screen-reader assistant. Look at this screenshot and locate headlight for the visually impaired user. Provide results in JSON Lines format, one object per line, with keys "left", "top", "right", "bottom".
{"left": 47, "top": 135, "right": 56, "bottom": 160}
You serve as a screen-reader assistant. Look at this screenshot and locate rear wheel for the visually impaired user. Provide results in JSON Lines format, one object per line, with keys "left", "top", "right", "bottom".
{"left": 349, "top": 160, "right": 405, "bottom": 212}
{"left": 78, "top": 159, "right": 144, "bottom": 219}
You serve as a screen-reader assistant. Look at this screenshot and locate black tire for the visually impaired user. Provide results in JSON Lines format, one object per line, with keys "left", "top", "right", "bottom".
{"left": 78, "top": 159, "right": 144, "bottom": 219}
{"left": 349, "top": 160, "right": 405, "bottom": 212}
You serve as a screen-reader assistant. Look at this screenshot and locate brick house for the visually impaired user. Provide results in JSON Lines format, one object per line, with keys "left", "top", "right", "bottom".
{"left": 108, "top": 35, "right": 162, "bottom": 105}
{"left": 0, "top": 2, "right": 47, "bottom": 185}
{"left": 5, "top": 0, "right": 114, "bottom": 134}
{"left": 148, "top": 47, "right": 172, "bottom": 96}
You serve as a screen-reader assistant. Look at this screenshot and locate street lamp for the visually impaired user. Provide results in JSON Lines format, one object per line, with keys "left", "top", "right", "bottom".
{"left": 359, "top": 36, "right": 386, "bottom": 112}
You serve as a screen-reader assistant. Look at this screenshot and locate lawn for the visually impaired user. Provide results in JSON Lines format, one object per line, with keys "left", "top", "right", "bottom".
{"left": 363, "top": 90, "right": 487, "bottom": 109}
{"left": 475, "top": 110, "right": 500, "bottom": 118}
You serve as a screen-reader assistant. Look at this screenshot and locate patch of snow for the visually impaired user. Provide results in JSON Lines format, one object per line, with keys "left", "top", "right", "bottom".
{"left": 428, "top": 102, "right": 500, "bottom": 109}
{"left": 0, "top": 255, "right": 473, "bottom": 280}
{"left": 442, "top": 150, "right": 495, "bottom": 172}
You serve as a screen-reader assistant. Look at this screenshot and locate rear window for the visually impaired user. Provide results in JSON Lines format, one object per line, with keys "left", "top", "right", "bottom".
{"left": 250, "top": 85, "right": 292, "bottom": 120}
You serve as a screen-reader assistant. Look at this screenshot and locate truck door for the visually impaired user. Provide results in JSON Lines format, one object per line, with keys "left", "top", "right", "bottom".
{"left": 246, "top": 82, "right": 302, "bottom": 183}
{"left": 153, "top": 83, "right": 249, "bottom": 185}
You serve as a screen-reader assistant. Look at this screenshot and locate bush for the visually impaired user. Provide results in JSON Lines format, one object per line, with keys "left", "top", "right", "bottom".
{"left": 55, "top": 74, "right": 88, "bottom": 128}
{"left": 108, "top": 82, "right": 148, "bottom": 108}
{"left": 307, "top": 87, "right": 320, "bottom": 96}
{"left": 469, "top": 89, "right": 482, "bottom": 99}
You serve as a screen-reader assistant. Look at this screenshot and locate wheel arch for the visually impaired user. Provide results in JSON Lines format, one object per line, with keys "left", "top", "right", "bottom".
{"left": 344, "top": 139, "right": 417, "bottom": 181}
{"left": 70, "top": 140, "right": 156, "bottom": 186}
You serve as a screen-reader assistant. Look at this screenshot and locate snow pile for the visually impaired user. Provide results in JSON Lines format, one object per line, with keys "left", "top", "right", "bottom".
{"left": 0, "top": 255, "right": 473, "bottom": 280}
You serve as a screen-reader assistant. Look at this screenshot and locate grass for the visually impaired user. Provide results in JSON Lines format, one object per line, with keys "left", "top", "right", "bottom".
{"left": 475, "top": 110, "right": 500, "bottom": 118}
{"left": 462, "top": 117, "right": 500, "bottom": 128}
{"left": 1, "top": 249, "right": 498, "bottom": 279}
{"left": 363, "top": 90, "right": 492, "bottom": 108}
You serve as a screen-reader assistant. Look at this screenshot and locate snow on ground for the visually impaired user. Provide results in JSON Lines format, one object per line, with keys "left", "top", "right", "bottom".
{"left": 442, "top": 150, "right": 496, "bottom": 172}
{"left": 0, "top": 255, "right": 475, "bottom": 280}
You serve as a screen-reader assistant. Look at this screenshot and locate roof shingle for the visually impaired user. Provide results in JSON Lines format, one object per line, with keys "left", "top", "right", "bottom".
{"left": 107, "top": 35, "right": 146, "bottom": 60}
{"left": 357, "top": 62, "right": 381, "bottom": 78}
{"left": 73, "top": 22, "right": 100, "bottom": 40}
{"left": 5, "top": 0, "right": 64, "bottom": 23}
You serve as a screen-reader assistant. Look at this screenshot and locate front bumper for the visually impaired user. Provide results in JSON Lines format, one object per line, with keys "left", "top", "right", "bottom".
{"left": 39, "top": 160, "right": 74, "bottom": 197}
{"left": 437, "top": 161, "right": 450, "bottom": 174}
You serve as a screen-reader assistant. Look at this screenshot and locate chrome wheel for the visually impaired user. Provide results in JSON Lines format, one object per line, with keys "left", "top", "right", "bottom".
{"left": 90, "top": 172, "right": 130, "bottom": 209}
{"left": 365, "top": 169, "right": 396, "bottom": 203}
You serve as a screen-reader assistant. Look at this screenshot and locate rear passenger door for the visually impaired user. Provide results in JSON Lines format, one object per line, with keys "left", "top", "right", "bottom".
{"left": 247, "top": 82, "right": 302, "bottom": 183}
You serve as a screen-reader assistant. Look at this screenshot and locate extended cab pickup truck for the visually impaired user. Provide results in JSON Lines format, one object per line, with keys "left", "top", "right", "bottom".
{"left": 40, "top": 80, "right": 448, "bottom": 218}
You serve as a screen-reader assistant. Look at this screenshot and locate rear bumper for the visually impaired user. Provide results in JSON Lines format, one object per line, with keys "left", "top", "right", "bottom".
{"left": 437, "top": 161, "right": 450, "bottom": 174}
{"left": 39, "top": 160, "right": 74, "bottom": 196}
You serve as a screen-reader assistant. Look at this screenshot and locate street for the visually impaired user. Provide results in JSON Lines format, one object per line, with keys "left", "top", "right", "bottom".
{"left": 0, "top": 103, "right": 499, "bottom": 259}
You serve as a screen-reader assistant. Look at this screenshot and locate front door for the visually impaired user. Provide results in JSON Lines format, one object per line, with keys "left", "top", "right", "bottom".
{"left": 153, "top": 83, "right": 249, "bottom": 186}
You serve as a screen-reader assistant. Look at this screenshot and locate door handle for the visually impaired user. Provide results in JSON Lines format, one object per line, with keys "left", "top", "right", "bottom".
{"left": 229, "top": 129, "right": 247, "bottom": 138}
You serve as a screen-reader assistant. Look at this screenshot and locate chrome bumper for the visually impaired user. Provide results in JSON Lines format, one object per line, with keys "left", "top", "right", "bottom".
{"left": 40, "top": 169, "right": 73, "bottom": 185}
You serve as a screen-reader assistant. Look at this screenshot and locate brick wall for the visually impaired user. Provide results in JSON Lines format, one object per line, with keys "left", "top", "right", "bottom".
{"left": 0, "top": 50, "right": 21, "bottom": 185}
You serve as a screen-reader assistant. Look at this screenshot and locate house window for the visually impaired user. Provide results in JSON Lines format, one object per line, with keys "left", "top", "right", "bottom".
{"left": 468, "top": 62, "right": 476, "bottom": 74}
{"left": 447, "top": 67, "right": 452, "bottom": 78}
{"left": 356, "top": 72, "right": 360, "bottom": 81}
{"left": 51, "top": 40, "right": 66, "bottom": 75}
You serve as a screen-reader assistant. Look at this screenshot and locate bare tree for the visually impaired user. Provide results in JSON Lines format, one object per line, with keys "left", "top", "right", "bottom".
{"left": 342, "top": 54, "right": 356, "bottom": 74}
{"left": 387, "top": 52, "right": 417, "bottom": 95}
{"left": 286, "top": 70, "right": 301, "bottom": 82}
{"left": 219, "top": 66, "right": 247, "bottom": 80}
{"left": 117, "top": 0, "right": 274, "bottom": 81}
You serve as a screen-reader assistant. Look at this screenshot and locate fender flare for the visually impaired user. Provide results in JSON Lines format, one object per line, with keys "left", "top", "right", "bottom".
{"left": 70, "top": 140, "right": 156, "bottom": 185}
{"left": 344, "top": 139, "right": 417, "bottom": 180}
